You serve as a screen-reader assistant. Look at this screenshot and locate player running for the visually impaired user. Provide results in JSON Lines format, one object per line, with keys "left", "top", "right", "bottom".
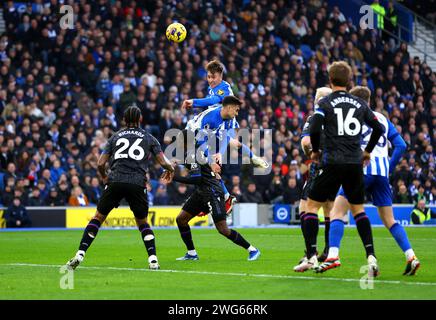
{"left": 305, "top": 61, "right": 385, "bottom": 277}
{"left": 161, "top": 129, "right": 261, "bottom": 261}
{"left": 66, "top": 106, "right": 175, "bottom": 270}
{"left": 182, "top": 61, "right": 268, "bottom": 213}
{"left": 294, "top": 87, "right": 335, "bottom": 272}
{"left": 318, "top": 86, "right": 420, "bottom": 275}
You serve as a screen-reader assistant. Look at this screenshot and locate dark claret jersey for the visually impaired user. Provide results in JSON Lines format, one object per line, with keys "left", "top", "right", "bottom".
{"left": 301, "top": 115, "right": 325, "bottom": 149}
{"left": 184, "top": 153, "right": 223, "bottom": 192}
{"left": 314, "top": 90, "right": 380, "bottom": 165}
{"left": 103, "top": 127, "right": 162, "bottom": 187}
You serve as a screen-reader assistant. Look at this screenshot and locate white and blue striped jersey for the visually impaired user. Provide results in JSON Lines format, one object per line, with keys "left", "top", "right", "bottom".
{"left": 192, "top": 80, "right": 234, "bottom": 109}
{"left": 186, "top": 106, "right": 239, "bottom": 133}
{"left": 361, "top": 111, "right": 398, "bottom": 177}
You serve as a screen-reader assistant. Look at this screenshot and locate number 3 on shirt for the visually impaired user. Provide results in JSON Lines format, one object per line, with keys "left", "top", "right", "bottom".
{"left": 334, "top": 108, "right": 361, "bottom": 136}
{"left": 114, "top": 138, "right": 145, "bottom": 160}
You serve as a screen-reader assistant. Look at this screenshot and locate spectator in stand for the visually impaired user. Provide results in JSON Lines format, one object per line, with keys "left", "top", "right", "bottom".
{"left": 28, "top": 187, "right": 45, "bottom": 206}
{"left": 410, "top": 199, "right": 436, "bottom": 224}
{"left": 68, "top": 186, "right": 90, "bottom": 207}
{"left": 283, "top": 178, "right": 301, "bottom": 205}
{"left": 45, "top": 187, "right": 65, "bottom": 206}
{"left": 240, "top": 182, "right": 263, "bottom": 203}
{"left": 4, "top": 197, "right": 31, "bottom": 228}
{"left": 394, "top": 183, "right": 413, "bottom": 204}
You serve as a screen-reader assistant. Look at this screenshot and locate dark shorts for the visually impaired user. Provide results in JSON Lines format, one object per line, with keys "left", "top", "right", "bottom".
{"left": 97, "top": 182, "right": 149, "bottom": 219}
{"left": 182, "top": 187, "right": 227, "bottom": 223}
{"left": 308, "top": 163, "right": 365, "bottom": 205}
{"left": 338, "top": 174, "right": 393, "bottom": 207}
{"left": 301, "top": 163, "right": 335, "bottom": 202}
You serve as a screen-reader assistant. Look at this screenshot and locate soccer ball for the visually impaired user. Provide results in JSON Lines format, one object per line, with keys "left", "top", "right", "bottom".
{"left": 166, "top": 22, "right": 187, "bottom": 43}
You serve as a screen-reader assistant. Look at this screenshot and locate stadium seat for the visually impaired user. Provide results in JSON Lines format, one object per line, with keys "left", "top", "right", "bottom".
{"left": 300, "top": 44, "right": 314, "bottom": 61}
{"left": 0, "top": 172, "right": 4, "bottom": 191}
{"left": 274, "top": 36, "right": 283, "bottom": 47}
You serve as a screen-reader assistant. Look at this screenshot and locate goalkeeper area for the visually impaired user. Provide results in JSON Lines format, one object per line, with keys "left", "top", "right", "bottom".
{"left": 1, "top": 227, "right": 435, "bottom": 300}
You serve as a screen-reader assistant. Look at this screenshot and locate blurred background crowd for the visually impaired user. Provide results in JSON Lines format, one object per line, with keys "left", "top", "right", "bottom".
{"left": 0, "top": 0, "right": 434, "bottom": 209}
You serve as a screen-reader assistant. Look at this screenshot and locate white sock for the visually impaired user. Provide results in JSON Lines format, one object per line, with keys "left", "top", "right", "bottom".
{"left": 248, "top": 245, "right": 257, "bottom": 252}
{"left": 327, "top": 247, "right": 339, "bottom": 259}
{"left": 405, "top": 249, "right": 415, "bottom": 261}
{"left": 188, "top": 250, "right": 197, "bottom": 256}
{"left": 77, "top": 250, "right": 85, "bottom": 257}
{"left": 224, "top": 193, "right": 230, "bottom": 201}
{"left": 148, "top": 255, "right": 158, "bottom": 263}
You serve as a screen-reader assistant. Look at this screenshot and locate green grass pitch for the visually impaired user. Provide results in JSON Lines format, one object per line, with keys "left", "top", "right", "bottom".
{"left": 0, "top": 227, "right": 435, "bottom": 300}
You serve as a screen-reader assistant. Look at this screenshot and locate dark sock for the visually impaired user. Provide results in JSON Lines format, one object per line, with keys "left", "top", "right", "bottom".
{"left": 299, "top": 211, "right": 306, "bottom": 238}
{"left": 178, "top": 225, "right": 195, "bottom": 251}
{"left": 323, "top": 217, "right": 330, "bottom": 253}
{"left": 304, "top": 213, "right": 319, "bottom": 258}
{"left": 79, "top": 219, "right": 101, "bottom": 252}
{"left": 139, "top": 223, "right": 156, "bottom": 257}
{"left": 354, "top": 212, "right": 375, "bottom": 258}
{"left": 225, "top": 229, "right": 250, "bottom": 249}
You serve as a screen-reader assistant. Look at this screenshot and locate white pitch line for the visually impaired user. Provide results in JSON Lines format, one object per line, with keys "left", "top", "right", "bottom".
{"left": 3, "top": 263, "right": 436, "bottom": 287}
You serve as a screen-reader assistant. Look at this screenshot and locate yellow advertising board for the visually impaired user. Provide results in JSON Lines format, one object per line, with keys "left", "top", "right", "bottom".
{"left": 0, "top": 210, "right": 5, "bottom": 228}
{"left": 66, "top": 206, "right": 209, "bottom": 228}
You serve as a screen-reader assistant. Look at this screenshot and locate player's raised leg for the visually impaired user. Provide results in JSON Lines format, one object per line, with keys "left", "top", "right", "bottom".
{"left": 176, "top": 210, "right": 199, "bottom": 260}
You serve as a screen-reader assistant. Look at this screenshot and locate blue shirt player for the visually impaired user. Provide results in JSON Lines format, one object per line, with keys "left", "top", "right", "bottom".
{"left": 322, "top": 86, "right": 420, "bottom": 276}
{"left": 182, "top": 62, "right": 269, "bottom": 212}
{"left": 182, "top": 59, "right": 233, "bottom": 110}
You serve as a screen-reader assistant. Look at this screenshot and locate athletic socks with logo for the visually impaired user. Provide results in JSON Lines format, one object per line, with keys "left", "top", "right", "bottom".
{"left": 139, "top": 223, "right": 156, "bottom": 257}
{"left": 327, "top": 219, "right": 346, "bottom": 259}
{"left": 79, "top": 219, "right": 101, "bottom": 252}
{"left": 178, "top": 225, "right": 195, "bottom": 251}
{"left": 226, "top": 229, "right": 250, "bottom": 250}
{"left": 323, "top": 217, "right": 330, "bottom": 254}
{"left": 354, "top": 212, "right": 375, "bottom": 258}
{"left": 389, "top": 222, "right": 415, "bottom": 260}
{"left": 303, "top": 213, "right": 319, "bottom": 258}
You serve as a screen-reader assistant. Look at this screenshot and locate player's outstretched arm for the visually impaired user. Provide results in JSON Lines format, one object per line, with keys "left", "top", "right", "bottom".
{"left": 155, "top": 152, "right": 175, "bottom": 173}
{"left": 183, "top": 96, "right": 222, "bottom": 110}
{"left": 97, "top": 153, "right": 110, "bottom": 184}
{"left": 172, "top": 173, "right": 201, "bottom": 185}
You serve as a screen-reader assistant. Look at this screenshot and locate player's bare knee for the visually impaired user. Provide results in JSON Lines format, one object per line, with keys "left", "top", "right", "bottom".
{"left": 216, "top": 221, "right": 230, "bottom": 236}
{"left": 349, "top": 204, "right": 365, "bottom": 216}
{"left": 93, "top": 212, "right": 107, "bottom": 224}
{"left": 135, "top": 217, "right": 148, "bottom": 227}
{"left": 306, "top": 198, "right": 321, "bottom": 213}
{"left": 176, "top": 211, "right": 191, "bottom": 226}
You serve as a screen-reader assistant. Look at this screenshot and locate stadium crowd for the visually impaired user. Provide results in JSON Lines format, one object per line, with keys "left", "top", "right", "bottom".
{"left": 0, "top": 0, "right": 434, "bottom": 209}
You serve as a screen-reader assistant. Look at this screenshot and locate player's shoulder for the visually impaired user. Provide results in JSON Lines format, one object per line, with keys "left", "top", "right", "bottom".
{"left": 215, "top": 81, "right": 232, "bottom": 95}
{"left": 372, "top": 111, "right": 386, "bottom": 121}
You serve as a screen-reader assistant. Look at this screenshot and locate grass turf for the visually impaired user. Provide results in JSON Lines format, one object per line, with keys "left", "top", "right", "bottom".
{"left": 0, "top": 227, "right": 435, "bottom": 300}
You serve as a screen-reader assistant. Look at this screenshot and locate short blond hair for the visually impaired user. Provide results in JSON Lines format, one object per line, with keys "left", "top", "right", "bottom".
{"left": 315, "top": 87, "right": 332, "bottom": 104}
{"left": 350, "top": 86, "right": 371, "bottom": 104}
